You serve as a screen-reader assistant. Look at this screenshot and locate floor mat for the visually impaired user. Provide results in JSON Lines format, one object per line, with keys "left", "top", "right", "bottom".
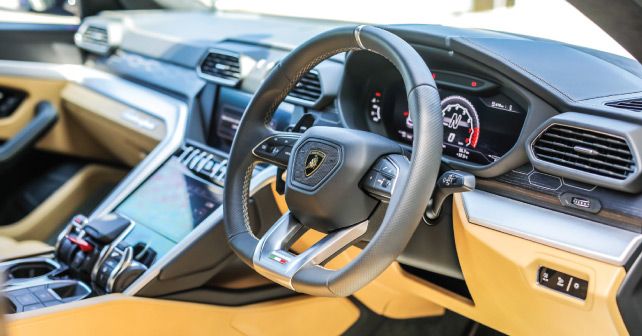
{"left": 343, "top": 297, "right": 474, "bottom": 336}
{"left": 0, "top": 150, "right": 85, "bottom": 225}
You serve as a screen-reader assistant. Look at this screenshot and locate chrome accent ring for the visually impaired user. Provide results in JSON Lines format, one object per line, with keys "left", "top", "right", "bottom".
{"left": 354, "top": 25, "right": 367, "bottom": 49}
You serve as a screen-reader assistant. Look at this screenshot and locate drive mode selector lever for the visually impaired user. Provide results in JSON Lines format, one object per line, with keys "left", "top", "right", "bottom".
{"left": 95, "top": 245, "right": 147, "bottom": 293}
{"left": 424, "top": 170, "right": 475, "bottom": 222}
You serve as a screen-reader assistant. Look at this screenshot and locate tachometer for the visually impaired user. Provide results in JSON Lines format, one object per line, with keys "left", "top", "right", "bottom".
{"left": 441, "top": 95, "right": 480, "bottom": 148}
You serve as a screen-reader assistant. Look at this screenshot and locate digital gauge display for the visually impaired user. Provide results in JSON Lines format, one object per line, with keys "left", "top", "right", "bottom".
{"left": 367, "top": 86, "right": 526, "bottom": 165}
{"left": 441, "top": 95, "right": 481, "bottom": 162}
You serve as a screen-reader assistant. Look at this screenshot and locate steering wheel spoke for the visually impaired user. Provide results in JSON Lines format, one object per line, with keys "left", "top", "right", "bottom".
{"left": 360, "top": 154, "right": 409, "bottom": 202}
{"left": 251, "top": 132, "right": 301, "bottom": 168}
{"left": 253, "top": 212, "right": 368, "bottom": 290}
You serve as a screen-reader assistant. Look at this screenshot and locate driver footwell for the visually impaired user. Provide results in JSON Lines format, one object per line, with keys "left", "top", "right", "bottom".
{"left": 343, "top": 297, "right": 504, "bottom": 336}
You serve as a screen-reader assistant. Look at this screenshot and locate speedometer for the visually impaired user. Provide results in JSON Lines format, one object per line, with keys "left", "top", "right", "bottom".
{"left": 441, "top": 95, "right": 480, "bottom": 148}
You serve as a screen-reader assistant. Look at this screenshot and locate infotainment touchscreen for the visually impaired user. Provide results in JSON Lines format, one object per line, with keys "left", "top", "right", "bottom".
{"left": 116, "top": 157, "right": 222, "bottom": 243}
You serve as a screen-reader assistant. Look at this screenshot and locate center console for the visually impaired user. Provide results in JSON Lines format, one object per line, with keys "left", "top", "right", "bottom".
{"left": 0, "top": 142, "right": 240, "bottom": 313}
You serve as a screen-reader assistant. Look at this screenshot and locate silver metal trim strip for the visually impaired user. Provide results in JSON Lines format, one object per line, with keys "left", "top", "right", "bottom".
{"left": 354, "top": 25, "right": 366, "bottom": 49}
{"left": 0, "top": 257, "right": 61, "bottom": 288}
{"left": 461, "top": 190, "right": 642, "bottom": 266}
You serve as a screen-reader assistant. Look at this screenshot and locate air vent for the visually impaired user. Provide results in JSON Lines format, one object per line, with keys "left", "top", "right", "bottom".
{"left": 198, "top": 50, "right": 241, "bottom": 85}
{"left": 288, "top": 70, "right": 322, "bottom": 102}
{"left": 606, "top": 98, "right": 642, "bottom": 112}
{"left": 81, "top": 26, "right": 108, "bottom": 47}
{"left": 74, "top": 20, "right": 121, "bottom": 55}
{"left": 532, "top": 124, "right": 635, "bottom": 180}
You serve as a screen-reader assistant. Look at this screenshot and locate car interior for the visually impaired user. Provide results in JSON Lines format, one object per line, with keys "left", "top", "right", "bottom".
{"left": 1, "top": 0, "right": 642, "bottom": 335}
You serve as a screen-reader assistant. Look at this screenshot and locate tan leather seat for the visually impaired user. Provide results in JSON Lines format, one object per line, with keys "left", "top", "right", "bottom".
{"left": 0, "top": 236, "right": 53, "bottom": 262}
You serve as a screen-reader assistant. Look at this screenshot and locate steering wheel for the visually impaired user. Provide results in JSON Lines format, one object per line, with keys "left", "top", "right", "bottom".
{"left": 223, "top": 25, "right": 443, "bottom": 297}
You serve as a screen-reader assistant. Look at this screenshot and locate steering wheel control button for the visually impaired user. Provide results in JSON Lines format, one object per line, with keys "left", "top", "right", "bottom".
{"left": 374, "top": 158, "right": 398, "bottom": 178}
{"left": 276, "top": 146, "right": 293, "bottom": 163}
{"left": 253, "top": 134, "right": 301, "bottom": 167}
{"left": 560, "top": 193, "right": 602, "bottom": 214}
{"left": 362, "top": 170, "right": 378, "bottom": 188}
{"left": 361, "top": 157, "right": 400, "bottom": 201}
{"left": 373, "top": 173, "right": 393, "bottom": 193}
{"left": 537, "top": 267, "right": 588, "bottom": 300}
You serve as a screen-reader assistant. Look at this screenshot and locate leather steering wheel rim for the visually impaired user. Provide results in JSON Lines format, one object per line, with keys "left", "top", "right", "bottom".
{"left": 224, "top": 25, "right": 443, "bottom": 297}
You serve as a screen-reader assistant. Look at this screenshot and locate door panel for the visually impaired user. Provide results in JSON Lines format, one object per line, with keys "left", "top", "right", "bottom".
{"left": 0, "top": 72, "right": 163, "bottom": 242}
{"left": 0, "top": 76, "right": 111, "bottom": 161}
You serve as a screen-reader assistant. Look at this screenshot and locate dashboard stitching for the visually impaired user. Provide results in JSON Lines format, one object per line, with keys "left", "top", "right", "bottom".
{"left": 577, "top": 90, "right": 642, "bottom": 102}
{"left": 458, "top": 37, "right": 576, "bottom": 102}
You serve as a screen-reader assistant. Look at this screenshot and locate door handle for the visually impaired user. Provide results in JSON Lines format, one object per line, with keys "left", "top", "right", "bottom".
{"left": 0, "top": 101, "right": 58, "bottom": 171}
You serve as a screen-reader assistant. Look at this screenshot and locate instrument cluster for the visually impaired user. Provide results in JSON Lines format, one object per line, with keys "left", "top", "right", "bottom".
{"left": 362, "top": 71, "right": 527, "bottom": 165}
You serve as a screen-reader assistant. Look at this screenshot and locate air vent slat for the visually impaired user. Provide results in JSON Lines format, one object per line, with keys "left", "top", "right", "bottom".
{"left": 81, "top": 26, "right": 108, "bottom": 46}
{"left": 540, "top": 132, "right": 632, "bottom": 157}
{"left": 606, "top": 98, "right": 642, "bottom": 112}
{"left": 533, "top": 145, "right": 634, "bottom": 172}
{"left": 199, "top": 51, "right": 241, "bottom": 84}
{"left": 536, "top": 139, "right": 632, "bottom": 165}
{"left": 547, "top": 126, "right": 629, "bottom": 149}
{"left": 533, "top": 124, "right": 635, "bottom": 180}
{"left": 288, "top": 70, "right": 321, "bottom": 103}
{"left": 535, "top": 154, "right": 630, "bottom": 179}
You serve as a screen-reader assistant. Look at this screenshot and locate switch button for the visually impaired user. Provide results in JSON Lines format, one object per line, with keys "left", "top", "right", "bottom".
{"left": 538, "top": 267, "right": 588, "bottom": 300}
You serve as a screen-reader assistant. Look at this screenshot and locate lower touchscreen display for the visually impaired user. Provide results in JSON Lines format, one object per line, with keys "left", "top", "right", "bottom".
{"left": 116, "top": 157, "right": 222, "bottom": 244}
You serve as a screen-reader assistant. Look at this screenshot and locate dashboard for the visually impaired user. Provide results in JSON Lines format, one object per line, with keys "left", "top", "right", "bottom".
{"left": 48, "top": 10, "right": 642, "bottom": 334}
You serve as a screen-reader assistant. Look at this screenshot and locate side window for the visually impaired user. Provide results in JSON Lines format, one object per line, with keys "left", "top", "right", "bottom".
{"left": 0, "top": 0, "right": 81, "bottom": 63}
{"left": 0, "top": 0, "right": 79, "bottom": 20}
